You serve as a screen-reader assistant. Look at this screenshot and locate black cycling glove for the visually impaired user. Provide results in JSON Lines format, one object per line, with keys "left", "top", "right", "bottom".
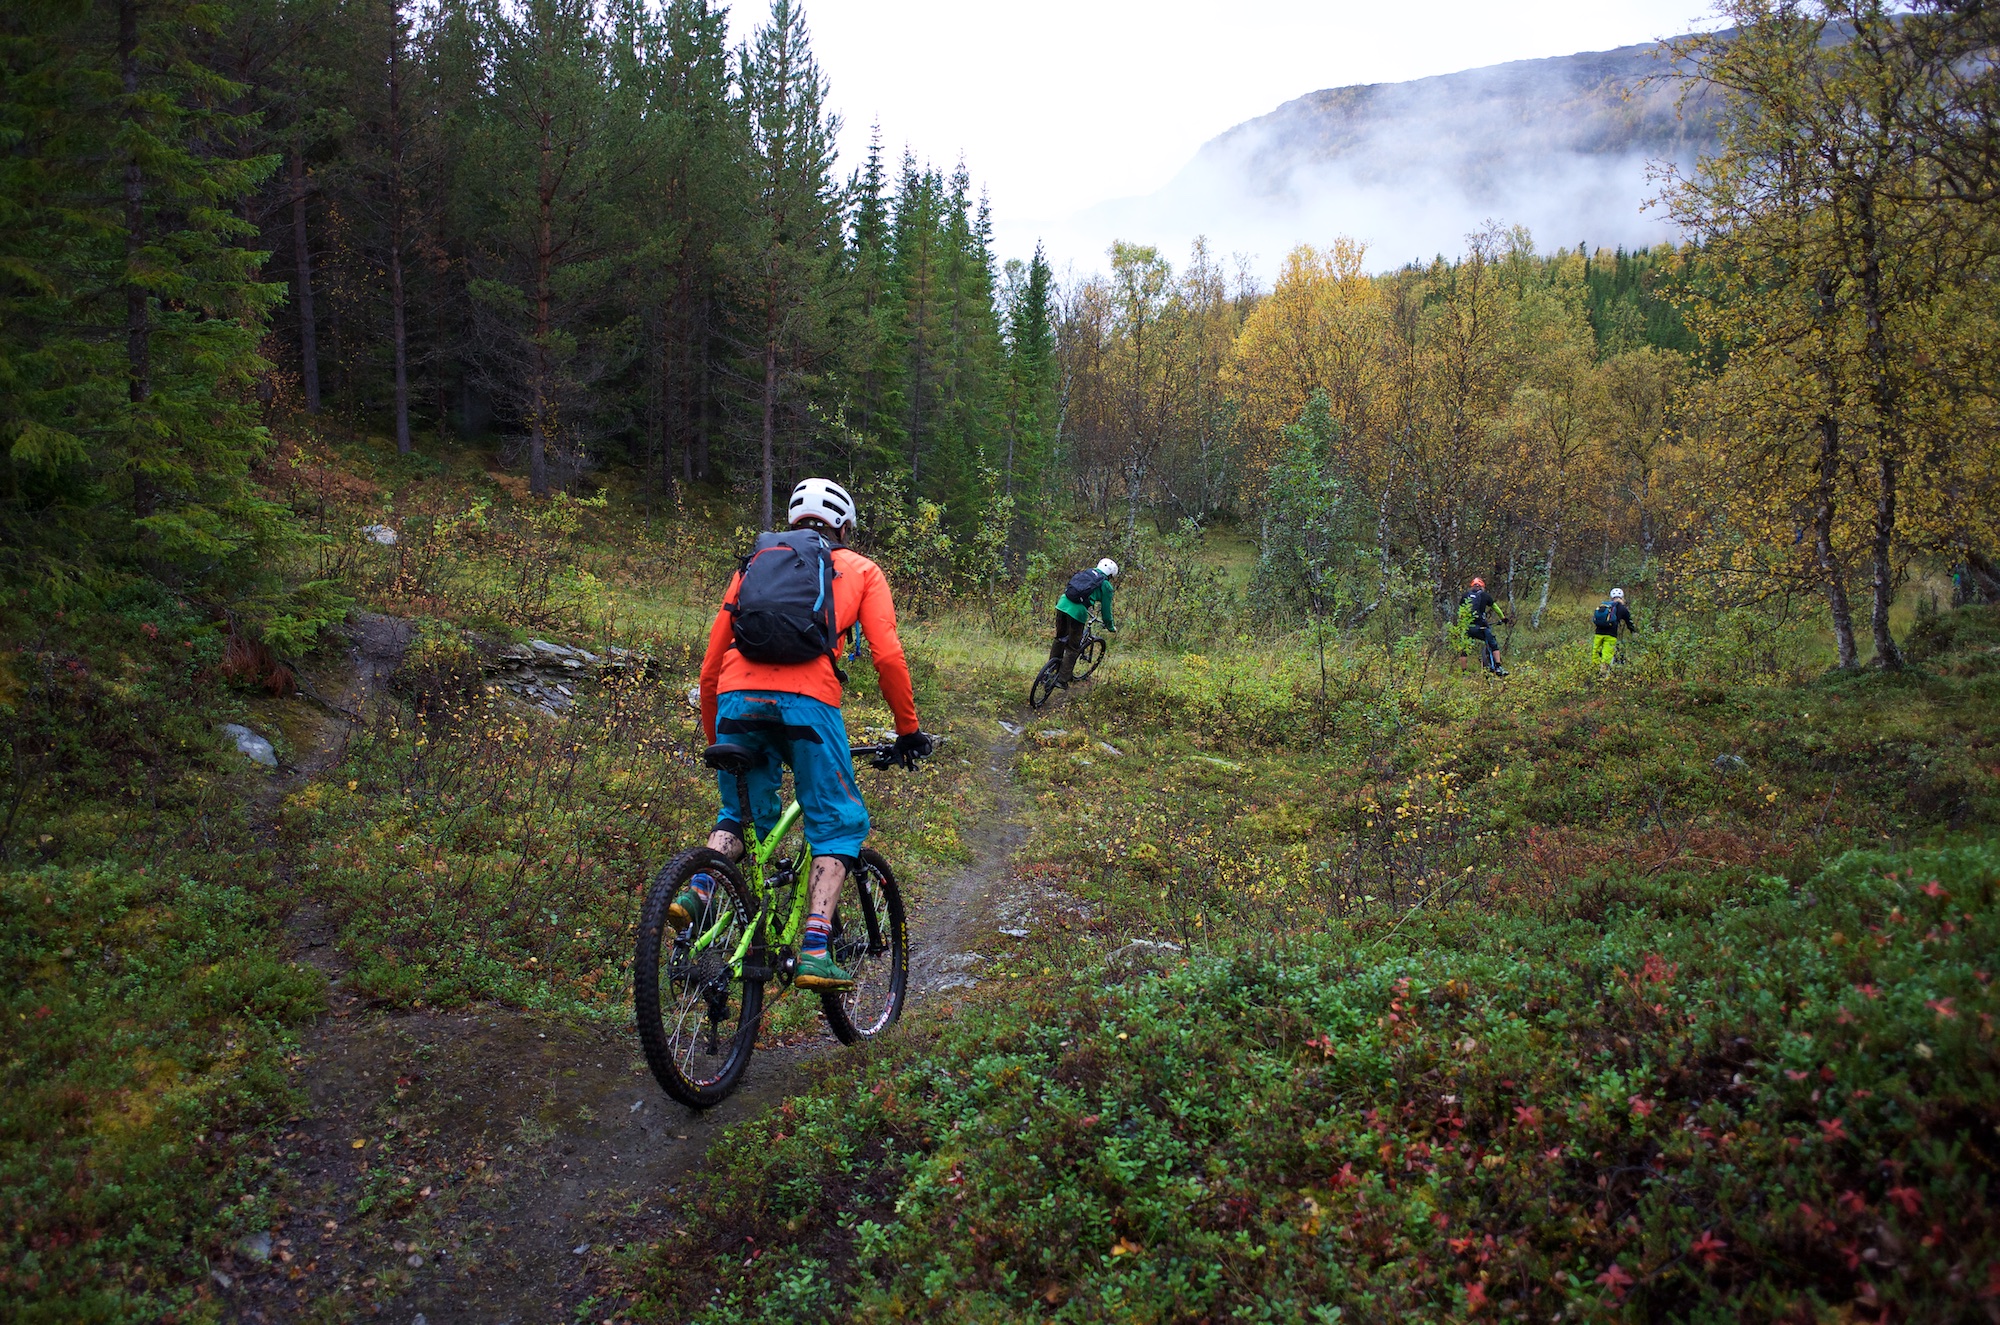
{"left": 892, "top": 730, "right": 934, "bottom": 769}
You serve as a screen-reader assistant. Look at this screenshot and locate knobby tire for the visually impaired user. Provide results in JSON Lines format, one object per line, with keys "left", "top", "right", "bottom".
{"left": 1029, "top": 660, "right": 1062, "bottom": 709}
{"left": 635, "top": 848, "right": 764, "bottom": 1109}
{"left": 819, "top": 848, "right": 908, "bottom": 1043}
{"left": 1075, "top": 635, "right": 1107, "bottom": 679}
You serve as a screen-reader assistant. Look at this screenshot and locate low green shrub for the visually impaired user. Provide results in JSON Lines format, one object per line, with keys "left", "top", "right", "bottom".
{"left": 641, "top": 845, "right": 2000, "bottom": 1322}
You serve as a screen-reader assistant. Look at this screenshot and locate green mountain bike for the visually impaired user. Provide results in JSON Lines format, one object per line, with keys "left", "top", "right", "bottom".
{"left": 634, "top": 737, "right": 939, "bottom": 1109}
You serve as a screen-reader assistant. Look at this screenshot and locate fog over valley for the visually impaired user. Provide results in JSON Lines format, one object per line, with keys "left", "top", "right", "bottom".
{"left": 1015, "top": 40, "right": 1720, "bottom": 275}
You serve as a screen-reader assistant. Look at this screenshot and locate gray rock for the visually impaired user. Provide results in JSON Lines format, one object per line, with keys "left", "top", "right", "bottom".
{"left": 998, "top": 926, "right": 1029, "bottom": 938}
{"left": 1096, "top": 741, "right": 1124, "bottom": 757}
{"left": 1190, "top": 754, "right": 1243, "bottom": 772}
{"left": 571, "top": 1243, "right": 590, "bottom": 1256}
{"left": 1712, "top": 753, "right": 1748, "bottom": 772}
{"left": 211, "top": 1269, "right": 232, "bottom": 1290}
{"left": 998, "top": 720, "right": 1023, "bottom": 736}
{"left": 529, "top": 639, "right": 577, "bottom": 659}
{"left": 406, "top": 1252, "right": 423, "bottom": 1268}
{"left": 413, "top": 1315, "right": 428, "bottom": 1325}
{"left": 630, "top": 1098, "right": 644, "bottom": 1112}
{"left": 219, "top": 724, "right": 277, "bottom": 768}
{"left": 932, "top": 974, "right": 979, "bottom": 990}
{"left": 1036, "top": 729, "right": 1068, "bottom": 741}
{"left": 1107, "top": 938, "right": 1183, "bottom": 967}
{"left": 360, "top": 523, "right": 398, "bottom": 545}
{"left": 237, "top": 1230, "right": 272, "bottom": 1261}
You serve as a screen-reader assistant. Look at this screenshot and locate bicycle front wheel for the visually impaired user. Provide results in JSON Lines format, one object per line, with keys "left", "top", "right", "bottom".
{"left": 635, "top": 849, "right": 765, "bottom": 1109}
{"left": 1075, "top": 636, "right": 1107, "bottom": 679}
{"left": 821, "top": 848, "right": 907, "bottom": 1043}
{"left": 1029, "top": 660, "right": 1062, "bottom": 709}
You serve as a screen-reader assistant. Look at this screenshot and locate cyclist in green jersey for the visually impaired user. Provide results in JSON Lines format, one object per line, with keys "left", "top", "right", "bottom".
{"left": 1050, "top": 558, "right": 1118, "bottom": 681}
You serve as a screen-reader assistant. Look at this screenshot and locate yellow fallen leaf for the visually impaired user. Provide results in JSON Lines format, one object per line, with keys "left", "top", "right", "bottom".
{"left": 1111, "top": 1237, "right": 1142, "bottom": 1257}
{"left": 352, "top": 1139, "right": 367, "bottom": 1149}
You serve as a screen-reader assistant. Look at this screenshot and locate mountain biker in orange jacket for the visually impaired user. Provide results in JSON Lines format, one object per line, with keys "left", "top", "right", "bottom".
{"left": 682, "top": 478, "right": 932, "bottom": 990}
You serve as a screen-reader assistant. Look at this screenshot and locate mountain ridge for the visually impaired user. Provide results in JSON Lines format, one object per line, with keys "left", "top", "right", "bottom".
{"left": 1053, "top": 39, "right": 1721, "bottom": 270}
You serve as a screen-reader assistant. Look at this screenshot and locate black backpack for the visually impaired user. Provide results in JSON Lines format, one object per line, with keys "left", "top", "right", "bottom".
{"left": 1593, "top": 602, "right": 1617, "bottom": 630}
{"left": 729, "top": 530, "right": 843, "bottom": 674}
{"left": 1064, "top": 567, "right": 1106, "bottom": 604}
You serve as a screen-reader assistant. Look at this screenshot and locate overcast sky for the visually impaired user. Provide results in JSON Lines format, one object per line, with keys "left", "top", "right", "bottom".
{"left": 728, "top": 0, "right": 1721, "bottom": 270}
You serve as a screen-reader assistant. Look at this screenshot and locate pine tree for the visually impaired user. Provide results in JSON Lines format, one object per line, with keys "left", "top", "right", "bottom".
{"left": 463, "top": 0, "right": 633, "bottom": 495}
{"left": 835, "top": 126, "right": 908, "bottom": 475}
{"left": 730, "top": 0, "right": 840, "bottom": 528}
{"left": 1001, "top": 244, "right": 1057, "bottom": 561}
{"left": 617, "top": 0, "right": 741, "bottom": 489}
{"left": 0, "top": 0, "right": 326, "bottom": 639}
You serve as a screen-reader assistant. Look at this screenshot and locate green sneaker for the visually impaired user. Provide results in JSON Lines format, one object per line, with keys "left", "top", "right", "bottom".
{"left": 793, "top": 948, "right": 853, "bottom": 991}
{"left": 666, "top": 873, "right": 714, "bottom": 932}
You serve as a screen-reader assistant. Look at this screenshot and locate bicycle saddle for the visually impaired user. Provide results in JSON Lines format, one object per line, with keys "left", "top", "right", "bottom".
{"left": 703, "top": 742, "right": 756, "bottom": 774}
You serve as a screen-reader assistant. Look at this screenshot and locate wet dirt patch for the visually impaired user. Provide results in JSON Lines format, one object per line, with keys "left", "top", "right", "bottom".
{"left": 220, "top": 1006, "right": 824, "bottom": 1324}
{"left": 231, "top": 650, "right": 1041, "bottom": 1320}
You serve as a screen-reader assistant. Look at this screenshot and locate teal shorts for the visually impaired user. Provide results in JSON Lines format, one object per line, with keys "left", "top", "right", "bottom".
{"left": 713, "top": 690, "right": 869, "bottom": 863}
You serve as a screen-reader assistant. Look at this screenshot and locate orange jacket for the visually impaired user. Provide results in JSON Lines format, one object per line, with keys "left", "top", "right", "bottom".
{"left": 699, "top": 545, "right": 920, "bottom": 741}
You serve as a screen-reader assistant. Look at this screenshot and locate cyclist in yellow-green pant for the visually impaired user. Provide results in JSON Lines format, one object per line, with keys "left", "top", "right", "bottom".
{"left": 1592, "top": 587, "right": 1636, "bottom": 669}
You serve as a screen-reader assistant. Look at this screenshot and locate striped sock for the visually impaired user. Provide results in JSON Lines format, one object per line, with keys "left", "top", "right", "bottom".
{"left": 801, "top": 911, "right": 832, "bottom": 956}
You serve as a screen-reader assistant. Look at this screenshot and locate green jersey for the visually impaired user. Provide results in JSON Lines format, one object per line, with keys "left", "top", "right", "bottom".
{"left": 1055, "top": 577, "right": 1114, "bottom": 631}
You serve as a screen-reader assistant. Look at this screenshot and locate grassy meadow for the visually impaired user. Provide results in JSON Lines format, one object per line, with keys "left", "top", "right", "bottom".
{"left": 4, "top": 433, "right": 1997, "bottom": 1320}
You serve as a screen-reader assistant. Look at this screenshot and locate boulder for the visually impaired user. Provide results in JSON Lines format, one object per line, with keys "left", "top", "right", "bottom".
{"left": 219, "top": 723, "right": 278, "bottom": 768}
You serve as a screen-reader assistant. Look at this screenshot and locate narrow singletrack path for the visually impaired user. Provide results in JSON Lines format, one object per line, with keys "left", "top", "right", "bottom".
{"left": 223, "top": 652, "right": 1036, "bottom": 1323}
{"left": 907, "top": 719, "right": 1030, "bottom": 999}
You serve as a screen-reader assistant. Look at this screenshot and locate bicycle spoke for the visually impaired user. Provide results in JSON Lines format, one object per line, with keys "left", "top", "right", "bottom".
{"left": 822, "top": 851, "right": 906, "bottom": 1043}
{"left": 637, "top": 853, "right": 765, "bottom": 1105}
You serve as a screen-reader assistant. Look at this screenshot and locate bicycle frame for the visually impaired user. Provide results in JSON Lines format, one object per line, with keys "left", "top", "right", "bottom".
{"left": 686, "top": 777, "right": 814, "bottom": 977}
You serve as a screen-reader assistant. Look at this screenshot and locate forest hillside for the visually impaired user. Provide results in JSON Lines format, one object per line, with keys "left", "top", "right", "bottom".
{"left": 3, "top": 0, "right": 1999, "bottom": 1320}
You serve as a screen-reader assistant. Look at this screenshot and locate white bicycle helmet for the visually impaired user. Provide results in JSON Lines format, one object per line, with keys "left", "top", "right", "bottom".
{"left": 788, "top": 477, "right": 855, "bottom": 533}
{"left": 1097, "top": 557, "right": 1119, "bottom": 577}
{"left": 1610, "top": 587, "right": 1625, "bottom": 600}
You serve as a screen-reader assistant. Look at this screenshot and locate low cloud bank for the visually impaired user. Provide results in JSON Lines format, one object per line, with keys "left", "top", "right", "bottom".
{"left": 1015, "top": 39, "right": 1718, "bottom": 276}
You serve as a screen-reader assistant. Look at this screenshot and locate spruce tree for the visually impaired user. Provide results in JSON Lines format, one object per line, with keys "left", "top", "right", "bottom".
{"left": 1002, "top": 243, "right": 1058, "bottom": 560}
{"left": 730, "top": 0, "right": 840, "bottom": 528}
{"left": 836, "top": 127, "right": 908, "bottom": 475}
{"left": 0, "top": 0, "right": 327, "bottom": 640}
{"left": 463, "top": 0, "right": 632, "bottom": 495}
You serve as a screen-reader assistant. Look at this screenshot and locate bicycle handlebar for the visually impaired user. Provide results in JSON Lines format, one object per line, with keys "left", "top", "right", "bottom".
{"left": 849, "top": 734, "right": 947, "bottom": 771}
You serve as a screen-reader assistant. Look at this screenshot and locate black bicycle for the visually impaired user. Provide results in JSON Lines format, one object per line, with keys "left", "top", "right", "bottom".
{"left": 1029, "top": 613, "right": 1107, "bottom": 709}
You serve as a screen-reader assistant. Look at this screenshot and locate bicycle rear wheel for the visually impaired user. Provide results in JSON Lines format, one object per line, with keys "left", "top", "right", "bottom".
{"left": 1074, "top": 635, "right": 1107, "bottom": 679}
{"left": 635, "top": 849, "right": 764, "bottom": 1109}
{"left": 820, "top": 848, "right": 907, "bottom": 1043}
{"left": 1029, "top": 660, "right": 1062, "bottom": 709}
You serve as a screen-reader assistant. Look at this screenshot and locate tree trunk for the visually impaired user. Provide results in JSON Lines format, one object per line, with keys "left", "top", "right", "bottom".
{"left": 1533, "top": 530, "right": 1558, "bottom": 630}
{"left": 761, "top": 331, "right": 778, "bottom": 530}
{"left": 530, "top": 119, "right": 553, "bottom": 497}
{"left": 290, "top": 149, "right": 320, "bottom": 414}
{"left": 1811, "top": 414, "right": 1859, "bottom": 669}
{"left": 388, "top": 11, "right": 410, "bottom": 454}
{"left": 120, "top": 0, "right": 154, "bottom": 518}
{"left": 1855, "top": 186, "right": 1904, "bottom": 669}
{"left": 1810, "top": 271, "right": 1859, "bottom": 669}
{"left": 695, "top": 299, "right": 711, "bottom": 481}
{"left": 1869, "top": 453, "right": 1902, "bottom": 667}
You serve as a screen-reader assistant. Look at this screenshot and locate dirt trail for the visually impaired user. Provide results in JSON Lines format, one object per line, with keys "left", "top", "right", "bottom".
{"left": 221, "top": 635, "right": 1035, "bottom": 1323}
{"left": 907, "top": 722, "right": 1030, "bottom": 999}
